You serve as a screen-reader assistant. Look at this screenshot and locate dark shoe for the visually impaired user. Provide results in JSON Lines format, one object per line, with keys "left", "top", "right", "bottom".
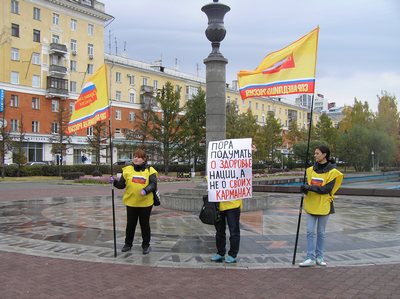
{"left": 121, "top": 244, "right": 132, "bottom": 252}
{"left": 142, "top": 246, "right": 151, "bottom": 255}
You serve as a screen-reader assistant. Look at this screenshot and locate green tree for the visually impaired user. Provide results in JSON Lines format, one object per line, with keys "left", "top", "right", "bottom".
{"left": 227, "top": 107, "right": 258, "bottom": 139}
{"left": 181, "top": 88, "right": 206, "bottom": 168}
{"left": 374, "top": 91, "right": 399, "bottom": 166}
{"left": 337, "top": 125, "right": 371, "bottom": 171}
{"left": 49, "top": 101, "right": 72, "bottom": 176}
{"left": 258, "top": 113, "right": 282, "bottom": 166}
{"left": 286, "top": 122, "right": 303, "bottom": 146}
{"left": 339, "top": 98, "right": 373, "bottom": 132}
{"left": 11, "top": 114, "right": 26, "bottom": 177}
{"left": 86, "top": 121, "right": 108, "bottom": 171}
{"left": 0, "top": 125, "right": 12, "bottom": 178}
{"left": 314, "top": 113, "right": 338, "bottom": 152}
{"left": 150, "top": 81, "right": 185, "bottom": 174}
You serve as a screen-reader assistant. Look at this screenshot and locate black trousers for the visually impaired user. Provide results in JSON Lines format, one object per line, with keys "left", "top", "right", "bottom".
{"left": 215, "top": 207, "right": 241, "bottom": 258}
{"left": 125, "top": 205, "right": 153, "bottom": 248}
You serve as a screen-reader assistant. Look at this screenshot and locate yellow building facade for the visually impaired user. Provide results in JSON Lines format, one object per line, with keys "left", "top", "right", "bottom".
{"left": 0, "top": 0, "right": 112, "bottom": 165}
{"left": 1, "top": 0, "right": 317, "bottom": 165}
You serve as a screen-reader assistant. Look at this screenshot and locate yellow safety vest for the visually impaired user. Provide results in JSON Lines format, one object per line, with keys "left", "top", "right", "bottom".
{"left": 304, "top": 167, "right": 343, "bottom": 215}
{"left": 121, "top": 165, "right": 158, "bottom": 207}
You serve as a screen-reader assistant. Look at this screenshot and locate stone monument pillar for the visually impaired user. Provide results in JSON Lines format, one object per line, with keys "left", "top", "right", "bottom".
{"left": 202, "top": 0, "right": 230, "bottom": 148}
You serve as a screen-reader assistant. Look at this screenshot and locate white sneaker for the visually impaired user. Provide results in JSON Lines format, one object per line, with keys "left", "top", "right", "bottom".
{"left": 316, "top": 256, "right": 327, "bottom": 266}
{"left": 299, "top": 258, "right": 316, "bottom": 267}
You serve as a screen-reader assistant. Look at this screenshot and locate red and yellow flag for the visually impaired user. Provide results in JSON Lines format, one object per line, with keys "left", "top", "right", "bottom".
{"left": 67, "top": 64, "right": 110, "bottom": 133}
{"left": 237, "top": 27, "right": 319, "bottom": 100}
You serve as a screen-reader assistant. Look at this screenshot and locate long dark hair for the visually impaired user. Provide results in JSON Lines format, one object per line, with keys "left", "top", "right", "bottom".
{"left": 316, "top": 145, "right": 335, "bottom": 164}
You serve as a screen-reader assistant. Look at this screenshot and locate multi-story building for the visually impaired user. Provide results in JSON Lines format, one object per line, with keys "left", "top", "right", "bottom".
{"left": 1, "top": 0, "right": 318, "bottom": 166}
{"left": 0, "top": 0, "right": 113, "bottom": 164}
{"left": 296, "top": 93, "right": 328, "bottom": 113}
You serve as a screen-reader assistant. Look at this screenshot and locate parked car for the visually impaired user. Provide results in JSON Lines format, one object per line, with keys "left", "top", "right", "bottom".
{"left": 113, "top": 160, "right": 132, "bottom": 166}
{"left": 25, "top": 162, "right": 48, "bottom": 166}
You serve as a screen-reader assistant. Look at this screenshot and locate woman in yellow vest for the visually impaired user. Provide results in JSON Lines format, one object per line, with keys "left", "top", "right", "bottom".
{"left": 113, "top": 148, "right": 158, "bottom": 254}
{"left": 299, "top": 145, "right": 343, "bottom": 267}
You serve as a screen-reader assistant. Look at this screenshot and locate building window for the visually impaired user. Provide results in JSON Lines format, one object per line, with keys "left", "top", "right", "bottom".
{"left": 32, "top": 121, "right": 40, "bottom": 133}
{"left": 70, "top": 39, "right": 77, "bottom": 52}
{"left": 153, "top": 80, "right": 158, "bottom": 90}
{"left": 51, "top": 122, "right": 59, "bottom": 134}
{"left": 256, "top": 102, "right": 259, "bottom": 110}
{"left": 142, "top": 77, "right": 148, "bottom": 86}
{"left": 11, "top": 48, "right": 19, "bottom": 60}
{"left": 53, "top": 13, "right": 59, "bottom": 25}
{"left": 87, "top": 126, "right": 93, "bottom": 136}
{"left": 87, "top": 24, "right": 94, "bottom": 36}
{"left": 128, "top": 74, "right": 135, "bottom": 85}
{"left": 129, "top": 112, "right": 135, "bottom": 122}
{"left": 87, "top": 64, "right": 93, "bottom": 74}
{"left": 249, "top": 101, "right": 252, "bottom": 109}
{"left": 10, "top": 95, "right": 19, "bottom": 107}
{"left": 11, "top": 119, "right": 19, "bottom": 132}
{"left": 70, "top": 19, "right": 77, "bottom": 31}
{"left": 115, "top": 72, "right": 121, "bottom": 83}
{"left": 11, "top": 0, "right": 19, "bottom": 14}
{"left": 33, "top": 7, "right": 41, "bottom": 20}
{"left": 115, "top": 110, "right": 121, "bottom": 120}
{"left": 52, "top": 34, "right": 59, "bottom": 43}
{"left": 32, "top": 53, "right": 40, "bottom": 65}
{"left": 69, "top": 103, "right": 74, "bottom": 113}
{"left": 115, "top": 91, "right": 121, "bottom": 101}
{"left": 32, "top": 75, "right": 40, "bottom": 87}
{"left": 11, "top": 23, "right": 19, "bottom": 37}
{"left": 70, "top": 81, "right": 77, "bottom": 92}
{"left": 70, "top": 60, "right": 77, "bottom": 72}
{"left": 51, "top": 100, "right": 59, "bottom": 112}
{"left": 87, "top": 43, "right": 93, "bottom": 55}
{"left": 33, "top": 29, "right": 40, "bottom": 42}
{"left": 129, "top": 92, "right": 135, "bottom": 103}
{"left": 10, "top": 72, "right": 19, "bottom": 84}
{"left": 32, "top": 97, "right": 40, "bottom": 109}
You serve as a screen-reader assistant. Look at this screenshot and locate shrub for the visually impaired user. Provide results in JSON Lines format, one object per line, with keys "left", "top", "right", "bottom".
{"left": 62, "top": 172, "right": 85, "bottom": 180}
{"left": 91, "top": 169, "right": 103, "bottom": 177}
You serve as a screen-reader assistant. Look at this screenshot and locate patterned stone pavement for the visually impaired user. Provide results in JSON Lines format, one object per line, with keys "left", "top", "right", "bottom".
{"left": 1, "top": 181, "right": 400, "bottom": 269}
{"left": 1, "top": 179, "right": 400, "bottom": 299}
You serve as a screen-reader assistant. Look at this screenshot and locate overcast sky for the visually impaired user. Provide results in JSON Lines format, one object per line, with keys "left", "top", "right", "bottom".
{"left": 101, "top": 0, "right": 400, "bottom": 112}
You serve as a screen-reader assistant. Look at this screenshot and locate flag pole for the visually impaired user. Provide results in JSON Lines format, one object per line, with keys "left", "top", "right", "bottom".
{"left": 106, "top": 63, "right": 117, "bottom": 257}
{"left": 292, "top": 93, "right": 315, "bottom": 265}
{"left": 109, "top": 117, "right": 117, "bottom": 257}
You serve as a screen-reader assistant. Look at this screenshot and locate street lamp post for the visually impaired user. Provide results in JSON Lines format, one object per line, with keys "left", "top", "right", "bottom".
{"left": 371, "top": 151, "right": 375, "bottom": 171}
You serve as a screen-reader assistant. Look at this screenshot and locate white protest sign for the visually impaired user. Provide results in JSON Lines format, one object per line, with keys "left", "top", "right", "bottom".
{"left": 207, "top": 138, "right": 252, "bottom": 202}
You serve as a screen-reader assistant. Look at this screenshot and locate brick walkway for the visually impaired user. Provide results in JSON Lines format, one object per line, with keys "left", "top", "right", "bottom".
{"left": 1, "top": 179, "right": 400, "bottom": 298}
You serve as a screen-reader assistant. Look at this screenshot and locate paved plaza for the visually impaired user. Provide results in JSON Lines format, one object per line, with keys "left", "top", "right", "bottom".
{"left": 1, "top": 178, "right": 400, "bottom": 298}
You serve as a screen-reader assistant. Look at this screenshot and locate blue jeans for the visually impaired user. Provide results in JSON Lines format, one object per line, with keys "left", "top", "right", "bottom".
{"left": 215, "top": 207, "right": 240, "bottom": 258}
{"left": 306, "top": 213, "right": 329, "bottom": 260}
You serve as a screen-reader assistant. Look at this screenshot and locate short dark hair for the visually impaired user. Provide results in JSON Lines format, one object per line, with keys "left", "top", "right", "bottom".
{"left": 133, "top": 148, "right": 147, "bottom": 161}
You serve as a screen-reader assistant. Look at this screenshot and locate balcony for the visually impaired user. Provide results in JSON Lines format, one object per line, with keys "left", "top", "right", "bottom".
{"left": 140, "top": 85, "right": 154, "bottom": 94}
{"left": 140, "top": 94, "right": 157, "bottom": 109}
{"left": 46, "top": 76, "right": 69, "bottom": 97}
{"left": 49, "top": 43, "right": 68, "bottom": 55}
{"left": 49, "top": 64, "right": 67, "bottom": 77}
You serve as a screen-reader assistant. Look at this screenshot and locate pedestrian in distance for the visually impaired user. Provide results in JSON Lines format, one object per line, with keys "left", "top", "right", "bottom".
{"left": 110, "top": 148, "right": 158, "bottom": 254}
{"left": 299, "top": 145, "right": 343, "bottom": 267}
